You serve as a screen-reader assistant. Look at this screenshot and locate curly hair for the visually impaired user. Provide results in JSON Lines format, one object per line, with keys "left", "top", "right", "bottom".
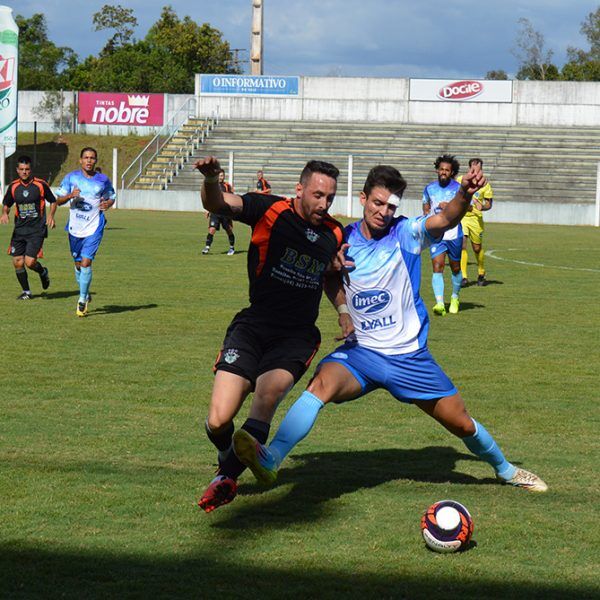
{"left": 434, "top": 154, "right": 460, "bottom": 177}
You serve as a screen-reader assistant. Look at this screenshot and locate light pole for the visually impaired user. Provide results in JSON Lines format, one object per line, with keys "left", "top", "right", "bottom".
{"left": 251, "top": 0, "right": 264, "bottom": 75}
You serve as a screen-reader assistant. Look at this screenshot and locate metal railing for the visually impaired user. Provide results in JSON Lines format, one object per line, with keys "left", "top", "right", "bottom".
{"left": 121, "top": 97, "right": 219, "bottom": 191}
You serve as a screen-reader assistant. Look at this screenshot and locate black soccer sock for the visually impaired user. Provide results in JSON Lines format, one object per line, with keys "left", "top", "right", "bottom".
{"left": 228, "top": 233, "right": 235, "bottom": 248}
{"left": 205, "top": 233, "right": 214, "bottom": 247}
{"left": 15, "top": 268, "right": 30, "bottom": 292}
{"left": 205, "top": 419, "right": 234, "bottom": 452}
{"left": 219, "top": 418, "right": 270, "bottom": 480}
{"left": 29, "top": 261, "right": 44, "bottom": 274}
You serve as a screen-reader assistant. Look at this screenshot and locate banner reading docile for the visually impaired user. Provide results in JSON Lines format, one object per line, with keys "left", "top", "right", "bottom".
{"left": 78, "top": 92, "right": 165, "bottom": 126}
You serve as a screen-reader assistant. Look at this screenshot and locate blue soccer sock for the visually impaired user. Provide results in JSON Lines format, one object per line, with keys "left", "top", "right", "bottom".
{"left": 79, "top": 266, "right": 93, "bottom": 303}
{"left": 451, "top": 271, "right": 463, "bottom": 298}
{"left": 74, "top": 265, "right": 81, "bottom": 285}
{"left": 432, "top": 272, "right": 444, "bottom": 304}
{"left": 268, "top": 391, "right": 325, "bottom": 467}
{"left": 462, "top": 419, "right": 516, "bottom": 480}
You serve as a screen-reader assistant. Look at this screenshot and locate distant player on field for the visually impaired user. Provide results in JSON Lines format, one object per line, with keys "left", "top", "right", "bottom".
{"left": 1, "top": 155, "right": 55, "bottom": 299}
{"left": 458, "top": 157, "right": 493, "bottom": 287}
{"left": 56, "top": 147, "right": 116, "bottom": 317}
{"left": 202, "top": 169, "right": 236, "bottom": 256}
{"left": 423, "top": 155, "right": 463, "bottom": 315}
{"left": 255, "top": 169, "right": 271, "bottom": 194}
{"left": 194, "top": 156, "right": 349, "bottom": 512}
{"left": 234, "top": 164, "right": 548, "bottom": 494}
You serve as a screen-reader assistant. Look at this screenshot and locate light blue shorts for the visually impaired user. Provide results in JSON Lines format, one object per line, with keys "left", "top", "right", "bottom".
{"left": 69, "top": 225, "right": 105, "bottom": 262}
{"left": 429, "top": 235, "right": 463, "bottom": 262}
{"left": 319, "top": 343, "right": 457, "bottom": 403}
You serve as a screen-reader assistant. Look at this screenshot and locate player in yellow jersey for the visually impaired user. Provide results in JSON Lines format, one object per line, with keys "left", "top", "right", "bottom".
{"left": 457, "top": 158, "right": 493, "bottom": 286}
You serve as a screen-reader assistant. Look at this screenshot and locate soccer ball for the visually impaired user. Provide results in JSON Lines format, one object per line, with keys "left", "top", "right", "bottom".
{"left": 420, "top": 500, "right": 474, "bottom": 553}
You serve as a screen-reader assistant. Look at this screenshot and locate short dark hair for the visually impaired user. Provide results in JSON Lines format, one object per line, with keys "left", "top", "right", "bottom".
{"left": 17, "top": 155, "right": 32, "bottom": 166}
{"left": 300, "top": 160, "right": 339, "bottom": 185}
{"left": 80, "top": 147, "right": 97, "bottom": 158}
{"left": 363, "top": 165, "right": 407, "bottom": 198}
{"left": 434, "top": 154, "right": 460, "bottom": 177}
{"left": 468, "top": 157, "right": 483, "bottom": 167}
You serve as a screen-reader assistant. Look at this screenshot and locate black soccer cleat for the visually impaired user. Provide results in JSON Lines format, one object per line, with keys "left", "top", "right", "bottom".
{"left": 17, "top": 291, "right": 32, "bottom": 300}
{"left": 461, "top": 277, "right": 469, "bottom": 288}
{"left": 477, "top": 275, "right": 488, "bottom": 287}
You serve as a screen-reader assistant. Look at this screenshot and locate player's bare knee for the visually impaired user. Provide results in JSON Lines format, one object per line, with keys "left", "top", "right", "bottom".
{"left": 205, "top": 413, "right": 232, "bottom": 433}
{"left": 25, "top": 257, "right": 37, "bottom": 269}
{"left": 306, "top": 374, "right": 335, "bottom": 403}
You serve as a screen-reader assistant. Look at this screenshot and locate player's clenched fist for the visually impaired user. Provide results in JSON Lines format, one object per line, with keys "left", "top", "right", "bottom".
{"left": 460, "top": 162, "right": 487, "bottom": 197}
{"left": 194, "top": 156, "right": 221, "bottom": 179}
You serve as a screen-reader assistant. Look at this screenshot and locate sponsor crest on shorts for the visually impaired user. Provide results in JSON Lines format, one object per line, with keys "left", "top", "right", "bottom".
{"left": 305, "top": 228, "right": 319, "bottom": 242}
{"left": 224, "top": 349, "right": 240, "bottom": 364}
{"left": 331, "top": 352, "right": 348, "bottom": 359}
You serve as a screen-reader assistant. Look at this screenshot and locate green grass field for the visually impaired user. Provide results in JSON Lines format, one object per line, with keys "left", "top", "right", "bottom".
{"left": 1, "top": 209, "right": 598, "bottom": 599}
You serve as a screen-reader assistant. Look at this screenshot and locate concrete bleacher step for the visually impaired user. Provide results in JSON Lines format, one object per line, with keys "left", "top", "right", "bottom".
{"left": 131, "top": 118, "right": 598, "bottom": 202}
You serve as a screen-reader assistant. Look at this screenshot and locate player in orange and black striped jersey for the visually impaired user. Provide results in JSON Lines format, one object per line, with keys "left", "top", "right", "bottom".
{"left": 202, "top": 169, "right": 236, "bottom": 255}
{"left": 255, "top": 169, "right": 271, "bottom": 194}
{"left": 1, "top": 155, "right": 57, "bottom": 299}
{"left": 194, "top": 156, "right": 352, "bottom": 512}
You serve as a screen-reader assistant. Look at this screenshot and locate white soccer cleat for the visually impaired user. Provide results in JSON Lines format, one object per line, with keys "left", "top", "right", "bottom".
{"left": 503, "top": 468, "right": 548, "bottom": 493}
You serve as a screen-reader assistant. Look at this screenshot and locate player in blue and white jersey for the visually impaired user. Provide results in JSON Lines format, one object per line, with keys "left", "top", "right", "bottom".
{"left": 234, "top": 164, "right": 547, "bottom": 493}
{"left": 56, "top": 148, "right": 116, "bottom": 317}
{"left": 423, "top": 155, "right": 464, "bottom": 316}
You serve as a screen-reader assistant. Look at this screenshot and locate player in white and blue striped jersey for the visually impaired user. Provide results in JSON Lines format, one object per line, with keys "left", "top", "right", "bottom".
{"left": 56, "top": 148, "right": 116, "bottom": 317}
{"left": 234, "top": 164, "right": 547, "bottom": 494}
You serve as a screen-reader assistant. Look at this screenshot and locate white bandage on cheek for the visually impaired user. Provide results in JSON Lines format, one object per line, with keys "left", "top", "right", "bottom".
{"left": 387, "top": 193, "right": 401, "bottom": 207}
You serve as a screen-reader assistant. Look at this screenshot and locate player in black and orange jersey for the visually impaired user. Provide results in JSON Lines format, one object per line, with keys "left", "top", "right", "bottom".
{"left": 194, "top": 155, "right": 351, "bottom": 512}
{"left": 202, "top": 169, "right": 236, "bottom": 256}
{"left": 1, "top": 155, "right": 56, "bottom": 299}
{"left": 255, "top": 169, "right": 271, "bottom": 194}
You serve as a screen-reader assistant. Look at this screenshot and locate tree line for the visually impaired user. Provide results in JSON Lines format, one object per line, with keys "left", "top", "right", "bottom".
{"left": 16, "top": 4, "right": 600, "bottom": 90}
{"left": 486, "top": 9, "right": 600, "bottom": 81}
{"left": 16, "top": 4, "right": 241, "bottom": 94}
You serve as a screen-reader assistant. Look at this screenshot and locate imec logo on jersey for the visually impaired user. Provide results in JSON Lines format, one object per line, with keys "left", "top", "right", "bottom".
{"left": 352, "top": 289, "right": 392, "bottom": 314}
{"left": 437, "top": 80, "right": 483, "bottom": 101}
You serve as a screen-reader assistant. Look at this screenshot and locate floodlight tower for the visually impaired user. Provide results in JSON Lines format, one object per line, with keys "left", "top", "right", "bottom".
{"left": 251, "top": 0, "right": 264, "bottom": 75}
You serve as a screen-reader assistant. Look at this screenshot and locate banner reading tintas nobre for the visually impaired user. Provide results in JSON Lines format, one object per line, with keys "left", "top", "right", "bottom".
{"left": 78, "top": 92, "right": 165, "bottom": 126}
{"left": 0, "top": 5, "right": 18, "bottom": 157}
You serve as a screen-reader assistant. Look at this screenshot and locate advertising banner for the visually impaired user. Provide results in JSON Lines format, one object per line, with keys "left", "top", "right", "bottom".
{"left": 410, "top": 79, "right": 513, "bottom": 103}
{"left": 78, "top": 92, "right": 165, "bottom": 126}
{"left": 0, "top": 5, "right": 18, "bottom": 157}
{"left": 200, "top": 74, "right": 299, "bottom": 96}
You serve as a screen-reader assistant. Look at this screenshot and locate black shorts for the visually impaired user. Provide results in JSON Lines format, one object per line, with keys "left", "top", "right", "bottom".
{"left": 10, "top": 230, "right": 46, "bottom": 258}
{"left": 214, "top": 311, "right": 321, "bottom": 388}
{"left": 209, "top": 214, "right": 233, "bottom": 231}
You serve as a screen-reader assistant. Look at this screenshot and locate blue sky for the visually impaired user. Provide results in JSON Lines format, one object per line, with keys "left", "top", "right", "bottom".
{"left": 9, "top": 0, "right": 599, "bottom": 78}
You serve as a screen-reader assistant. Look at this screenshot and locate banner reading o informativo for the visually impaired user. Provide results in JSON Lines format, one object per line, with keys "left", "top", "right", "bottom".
{"left": 200, "top": 74, "right": 299, "bottom": 96}
{"left": 410, "top": 79, "right": 513, "bottom": 103}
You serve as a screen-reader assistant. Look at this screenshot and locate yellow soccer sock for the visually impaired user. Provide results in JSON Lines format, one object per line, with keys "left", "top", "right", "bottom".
{"left": 460, "top": 249, "right": 468, "bottom": 279}
{"left": 476, "top": 247, "right": 485, "bottom": 276}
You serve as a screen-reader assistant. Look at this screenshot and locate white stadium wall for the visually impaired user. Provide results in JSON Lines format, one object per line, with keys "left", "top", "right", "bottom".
{"left": 17, "top": 78, "right": 600, "bottom": 130}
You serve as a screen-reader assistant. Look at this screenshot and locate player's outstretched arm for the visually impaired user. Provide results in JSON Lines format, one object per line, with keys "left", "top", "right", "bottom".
{"left": 194, "top": 156, "right": 243, "bottom": 217}
{"left": 426, "top": 164, "right": 486, "bottom": 239}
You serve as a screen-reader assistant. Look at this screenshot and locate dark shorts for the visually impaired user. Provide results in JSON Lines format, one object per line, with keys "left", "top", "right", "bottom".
{"left": 209, "top": 214, "right": 233, "bottom": 231}
{"left": 10, "top": 230, "right": 46, "bottom": 258}
{"left": 214, "top": 311, "right": 321, "bottom": 388}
